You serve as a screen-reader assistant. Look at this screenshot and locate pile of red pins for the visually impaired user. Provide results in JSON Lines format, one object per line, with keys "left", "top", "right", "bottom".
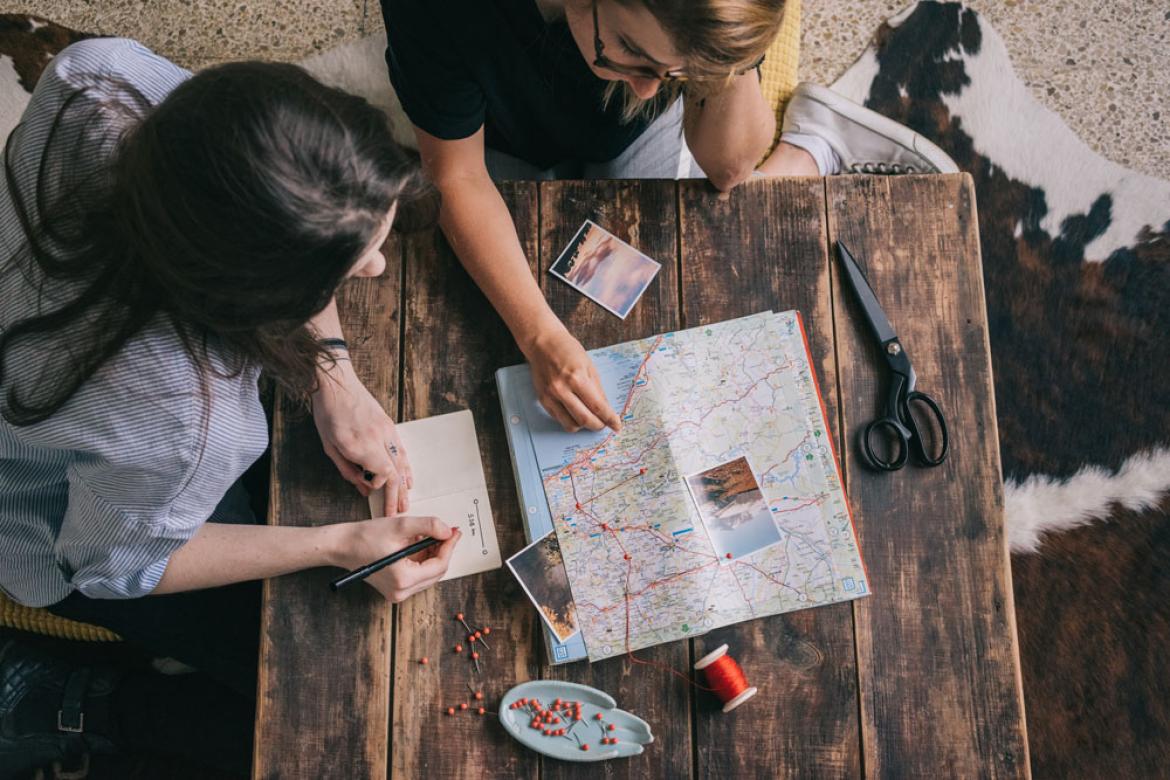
{"left": 443, "top": 683, "right": 488, "bottom": 717}
{"left": 452, "top": 611, "right": 491, "bottom": 673}
{"left": 507, "top": 696, "right": 621, "bottom": 752}
{"left": 423, "top": 611, "right": 497, "bottom": 718}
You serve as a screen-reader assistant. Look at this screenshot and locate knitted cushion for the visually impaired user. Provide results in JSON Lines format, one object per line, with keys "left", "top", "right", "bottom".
{"left": 759, "top": 0, "right": 802, "bottom": 153}
{"left": 0, "top": 593, "right": 120, "bottom": 642}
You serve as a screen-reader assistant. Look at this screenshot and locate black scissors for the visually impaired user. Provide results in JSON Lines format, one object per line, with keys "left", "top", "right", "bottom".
{"left": 836, "top": 241, "right": 949, "bottom": 471}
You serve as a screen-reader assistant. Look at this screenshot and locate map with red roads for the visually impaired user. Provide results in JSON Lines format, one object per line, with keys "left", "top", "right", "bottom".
{"left": 534, "top": 312, "right": 869, "bottom": 661}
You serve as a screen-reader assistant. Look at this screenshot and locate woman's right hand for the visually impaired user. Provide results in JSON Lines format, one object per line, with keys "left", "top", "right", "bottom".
{"left": 334, "top": 515, "right": 460, "bottom": 602}
{"left": 525, "top": 325, "right": 622, "bottom": 433}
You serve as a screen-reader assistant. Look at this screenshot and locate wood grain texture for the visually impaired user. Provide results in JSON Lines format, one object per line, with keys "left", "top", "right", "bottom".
{"left": 537, "top": 180, "right": 692, "bottom": 780}
{"left": 825, "top": 174, "right": 1029, "bottom": 778}
{"left": 391, "top": 182, "right": 542, "bottom": 779}
{"left": 256, "top": 176, "right": 1031, "bottom": 779}
{"left": 254, "top": 236, "right": 403, "bottom": 780}
{"left": 678, "top": 177, "right": 862, "bottom": 778}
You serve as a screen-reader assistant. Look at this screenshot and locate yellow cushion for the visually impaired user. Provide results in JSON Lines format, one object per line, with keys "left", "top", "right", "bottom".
{"left": 0, "top": 592, "right": 120, "bottom": 642}
{"left": 759, "top": 0, "right": 802, "bottom": 153}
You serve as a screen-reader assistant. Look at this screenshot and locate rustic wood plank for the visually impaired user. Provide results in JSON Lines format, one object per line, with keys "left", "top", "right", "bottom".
{"left": 825, "top": 174, "right": 1029, "bottom": 777}
{"left": 537, "top": 180, "right": 692, "bottom": 780}
{"left": 390, "top": 182, "right": 542, "bottom": 779}
{"left": 254, "top": 238, "right": 402, "bottom": 779}
{"left": 678, "top": 177, "right": 862, "bottom": 778}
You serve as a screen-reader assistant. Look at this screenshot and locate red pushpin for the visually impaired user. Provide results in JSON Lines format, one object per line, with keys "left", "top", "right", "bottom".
{"left": 454, "top": 644, "right": 463, "bottom": 653}
{"left": 446, "top": 707, "right": 455, "bottom": 716}
{"left": 725, "top": 552, "right": 733, "bottom": 559}
{"left": 471, "top": 652, "right": 480, "bottom": 660}
{"left": 474, "top": 691, "right": 484, "bottom": 701}
{"left": 459, "top": 702, "right": 468, "bottom": 711}
{"left": 580, "top": 744, "right": 590, "bottom": 752}
{"left": 623, "top": 553, "right": 631, "bottom": 560}
{"left": 639, "top": 467, "right": 647, "bottom": 474}
{"left": 419, "top": 657, "right": 429, "bottom": 665}
{"left": 482, "top": 626, "right": 492, "bottom": 635}
{"left": 607, "top": 724, "right": 616, "bottom": 731}
{"left": 594, "top": 713, "right": 604, "bottom": 720}
{"left": 477, "top": 707, "right": 486, "bottom": 716}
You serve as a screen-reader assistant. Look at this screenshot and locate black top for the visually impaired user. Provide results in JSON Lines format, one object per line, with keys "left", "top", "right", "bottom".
{"left": 380, "top": 0, "right": 654, "bottom": 169}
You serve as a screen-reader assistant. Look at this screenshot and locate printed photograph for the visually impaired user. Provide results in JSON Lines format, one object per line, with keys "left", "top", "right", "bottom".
{"left": 506, "top": 531, "right": 580, "bottom": 642}
{"left": 685, "top": 456, "right": 783, "bottom": 562}
{"left": 549, "top": 219, "right": 661, "bottom": 319}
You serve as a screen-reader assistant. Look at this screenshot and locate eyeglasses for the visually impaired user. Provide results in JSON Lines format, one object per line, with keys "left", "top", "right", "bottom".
{"left": 592, "top": 0, "right": 687, "bottom": 83}
{"left": 590, "top": 0, "right": 766, "bottom": 85}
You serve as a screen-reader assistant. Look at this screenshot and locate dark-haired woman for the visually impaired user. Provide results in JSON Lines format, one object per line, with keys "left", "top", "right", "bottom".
{"left": 0, "top": 38, "right": 456, "bottom": 773}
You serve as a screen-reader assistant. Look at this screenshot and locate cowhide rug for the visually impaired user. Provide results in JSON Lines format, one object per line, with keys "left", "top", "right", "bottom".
{"left": 832, "top": 2, "right": 1170, "bottom": 776}
{"left": 3, "top": 5, "right": 1168, "bottom": 776}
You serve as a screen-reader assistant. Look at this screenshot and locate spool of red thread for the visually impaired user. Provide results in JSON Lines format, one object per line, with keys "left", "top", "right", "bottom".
{"left": 694, "top": 644, "right": 757, "bottom": 713}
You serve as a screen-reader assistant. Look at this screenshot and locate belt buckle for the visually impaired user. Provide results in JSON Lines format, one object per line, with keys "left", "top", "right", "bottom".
{"left": 57, "top": 709, "right": 85, "bottom": 733}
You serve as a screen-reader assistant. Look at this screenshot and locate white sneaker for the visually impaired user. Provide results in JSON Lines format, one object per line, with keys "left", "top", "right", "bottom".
{"left": 782, "top": 82, "right": 959, "bottom": 174}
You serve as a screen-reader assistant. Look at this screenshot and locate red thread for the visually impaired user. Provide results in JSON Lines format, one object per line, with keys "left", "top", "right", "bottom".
{"left": 694, "top": 644, "right": 758, "bottom": 713}
{"left": 703, "top": 656, "right": 748, "bottom": 700}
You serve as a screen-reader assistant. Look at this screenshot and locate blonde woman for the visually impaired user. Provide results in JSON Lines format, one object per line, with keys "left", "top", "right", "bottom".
{"left": 380, "top": 0, "right": 955, "bottom": 432}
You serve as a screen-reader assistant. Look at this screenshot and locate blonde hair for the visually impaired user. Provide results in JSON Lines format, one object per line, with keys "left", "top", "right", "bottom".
{"left": 597, "top": 0, "right": 788, "bottom": 122}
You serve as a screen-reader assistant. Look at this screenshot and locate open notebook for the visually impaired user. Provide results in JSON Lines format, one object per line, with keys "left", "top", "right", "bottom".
{"left": 368, "top": 410, "right": 501, "bottom": 581}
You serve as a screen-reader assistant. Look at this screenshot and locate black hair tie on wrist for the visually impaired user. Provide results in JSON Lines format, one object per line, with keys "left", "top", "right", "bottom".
{"left": 319, "top": 337, "right": 349, "bottom": 352}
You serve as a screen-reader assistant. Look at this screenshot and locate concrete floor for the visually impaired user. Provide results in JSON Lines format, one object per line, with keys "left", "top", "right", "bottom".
{"left": 23, "top": 0, "right": 1170, "bottom": 180}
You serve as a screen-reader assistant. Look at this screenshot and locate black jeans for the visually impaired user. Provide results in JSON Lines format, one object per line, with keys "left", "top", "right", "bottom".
{"left": 44, "top": 481, "right": 262, "bottom": 774}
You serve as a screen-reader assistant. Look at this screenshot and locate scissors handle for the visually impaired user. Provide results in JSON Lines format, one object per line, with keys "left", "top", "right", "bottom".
{"left": 902, "top": 390, "right": 949, "bottom": 467}
{"left": 860, "top": 417, "right": 911, "bottom": 471}
{"left": 859, "top": 386, "right": 949, "bottom": 472}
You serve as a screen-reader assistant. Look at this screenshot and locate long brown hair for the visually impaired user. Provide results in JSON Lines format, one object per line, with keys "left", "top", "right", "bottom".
{"left": 0, "top": 61, "right": 427, "bottom": 426}
{"left": 594, "top": 0, "right": 788, "bottom": 121}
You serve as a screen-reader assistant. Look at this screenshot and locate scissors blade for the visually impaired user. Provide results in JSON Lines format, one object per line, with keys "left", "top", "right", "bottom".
{"left": 836, "top": 241, "right": 898, "bottom": 345}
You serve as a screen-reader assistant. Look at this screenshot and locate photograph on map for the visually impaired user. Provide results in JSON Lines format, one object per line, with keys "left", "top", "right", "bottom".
{"left": 685, "top": 456, "right": 782, "bottom": 562}
{"left": 506, "top": 531, "right": 580, "bottom": 642}
{"left": 549, "top": 219, "right": 660, "bottom": 319}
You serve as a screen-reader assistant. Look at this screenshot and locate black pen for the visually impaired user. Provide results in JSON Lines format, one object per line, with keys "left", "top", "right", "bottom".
{"left": 329, "top": 536, "right": 440, "bottom": 591}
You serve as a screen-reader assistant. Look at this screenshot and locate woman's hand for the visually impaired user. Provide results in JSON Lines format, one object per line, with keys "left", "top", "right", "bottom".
{"left": 155, "top": 514, "right": 457, "bottom": 597}
{"left": 334, "top": 515, "right": 460, "bottom": 603}
{"left": 525, "top": 325, "right": 621, "bottom": 433}
{"left": 312, "top": 357, "right": 413, "bottom": 515}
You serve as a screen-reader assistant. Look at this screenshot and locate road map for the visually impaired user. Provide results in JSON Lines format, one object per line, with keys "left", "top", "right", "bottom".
{"left": 501, "top": 311, "right": 869, "bottom": 662}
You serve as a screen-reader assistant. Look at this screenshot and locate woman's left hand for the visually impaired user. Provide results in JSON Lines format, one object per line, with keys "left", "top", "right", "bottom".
{"left": 311, "top": 359, "right": 413, "bottom": 515}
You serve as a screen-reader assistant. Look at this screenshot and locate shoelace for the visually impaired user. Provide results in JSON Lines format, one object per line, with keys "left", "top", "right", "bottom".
{"left": 848, "top": 162, "right": 920, "bottom": 174}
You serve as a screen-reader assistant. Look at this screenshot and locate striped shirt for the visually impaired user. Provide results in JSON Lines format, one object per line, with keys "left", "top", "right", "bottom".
{"left": 0, "top": 39, "right": 268, "bottom": 607}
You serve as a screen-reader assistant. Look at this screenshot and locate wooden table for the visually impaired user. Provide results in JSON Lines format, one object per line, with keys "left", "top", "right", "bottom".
{"left": 253, "top": 175, "right": 1029, "bottom": 778}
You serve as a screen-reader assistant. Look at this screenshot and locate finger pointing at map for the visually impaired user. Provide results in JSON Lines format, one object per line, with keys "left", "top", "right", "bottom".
{"left": 527, "top": 326, "right": 621, "bottom": 433}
